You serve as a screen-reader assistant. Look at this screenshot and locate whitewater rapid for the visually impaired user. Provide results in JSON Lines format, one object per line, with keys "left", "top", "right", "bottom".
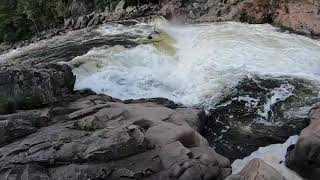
{"left": 1, "top": 19, "right": 319, "bottom": 179}
{"left": 71, "top": 21, "right": 320, "bottom": 107}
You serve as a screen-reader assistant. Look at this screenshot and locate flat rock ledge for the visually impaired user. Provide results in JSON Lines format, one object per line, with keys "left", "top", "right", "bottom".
{"left": 0, "top": 63, "right": 231, "bottom": 180}
{"left": 0, "top": 91, "right": 231, "bottom": 180}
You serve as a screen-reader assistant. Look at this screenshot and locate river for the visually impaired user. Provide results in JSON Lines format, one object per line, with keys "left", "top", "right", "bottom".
{"left": 1, "top": 19, "right": 320, "bottom": 179}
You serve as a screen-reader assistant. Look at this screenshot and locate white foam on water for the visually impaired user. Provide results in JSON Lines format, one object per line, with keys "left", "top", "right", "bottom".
{"left": 73, "top": 21, "right": 320, "bottom": 106}
{"left": 232, "top": 135, "right": 303, "bottom": 180}
{"left": 258, "top": 84, "right": 295, "bottom": 122}
{"left": 96, "top": 23, "right": 151, "bottom": 36}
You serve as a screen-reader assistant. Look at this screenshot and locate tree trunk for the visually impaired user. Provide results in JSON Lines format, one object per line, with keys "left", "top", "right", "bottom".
{"left": 31, "top": 15, "right": 39, "bottom": 35}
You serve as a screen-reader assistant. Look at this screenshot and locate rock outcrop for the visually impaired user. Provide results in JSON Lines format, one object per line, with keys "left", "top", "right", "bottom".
{"left": 183, "top": 0, "right": 320, "bottom": 37}
{"left": 272, "top": 0, "right": 320, "bottom": 37}
{"left": 64, "top": 1, "right": 160, "bottom": 30}
{"left": 0, "top": 63, "right": 231, "bottom": 180}
{"left": 226, "top": 158, "right": 285, "bottom": 180}
{"left": 231, "top": 0, "right": 320, "bottom": 37}
{"left": 285, "top": 106, "right": 320, "bottom": 180}
{"left": 0, "top": 64, "right": 75, "bottom": 114}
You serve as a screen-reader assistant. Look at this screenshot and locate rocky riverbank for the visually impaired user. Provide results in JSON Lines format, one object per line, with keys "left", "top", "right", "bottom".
{"left": 0, "top": 60, "right": 318, "bottom": 180}
{"left": 0, "top": 1, "right": 320, "bottom": 180}
{"left": 0, "top": 63, "right": 233, "bottom": 180}
{"left": 2, "top": 0, "right": 320, "bottom": 54}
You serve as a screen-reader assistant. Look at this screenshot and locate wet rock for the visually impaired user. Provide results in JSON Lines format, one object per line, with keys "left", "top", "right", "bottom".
{"left": 226, "top": 158, "right": 285, "bottom": 180}
{"left": 285, "top": 107, "right": 320, "bottom": 180}
{"left": 201, "top": 76, "right": 319, "bottom": 160}
{"left": 0, "top": 64, "right": 75, "bottom": 113}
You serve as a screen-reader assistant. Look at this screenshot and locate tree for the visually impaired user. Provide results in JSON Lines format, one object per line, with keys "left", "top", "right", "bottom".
{"left": 17, "top": 0, "right": 40, "bottom": 34}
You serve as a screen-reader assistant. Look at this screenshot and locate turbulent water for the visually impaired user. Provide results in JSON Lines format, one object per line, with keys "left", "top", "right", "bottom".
{"left": 232, "top": 135, "right": 302, "bottom": 180}
{"left": 69, "top": 21, "right": 320, "bottom": 108}
{"left": 1, "top": 18, "right": 320, "bottom": 178}
{"left": 2, "top": 20, "right": 320, "bottom": 108}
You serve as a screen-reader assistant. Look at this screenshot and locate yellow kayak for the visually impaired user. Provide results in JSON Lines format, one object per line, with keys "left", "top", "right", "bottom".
{"left": 142, "top": 32, "right": 177, "bottom": 56}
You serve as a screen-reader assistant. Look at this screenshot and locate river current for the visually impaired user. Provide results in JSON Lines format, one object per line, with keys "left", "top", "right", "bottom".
{"left": 74, "top": 21, "right": 320, "bottom": 107}
{"left": 1, "top": 19, "right": 320, "bottom": 179}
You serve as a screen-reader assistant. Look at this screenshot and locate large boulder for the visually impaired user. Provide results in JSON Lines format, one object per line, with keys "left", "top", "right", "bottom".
{"left": 0, "top": 64, "right": 75, "bottom": 114}
{"left": 226, "top": 158, "right": 285, "bottom": 180}
{"left": 285, "top": 107, "right": 320, "bottom": 180}
{"left": 0, "top": 94, "right": 231, "bottom": 180}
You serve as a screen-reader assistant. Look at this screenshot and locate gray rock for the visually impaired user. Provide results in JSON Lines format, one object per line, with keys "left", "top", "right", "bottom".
{"left": 74, "top": 16, "right": 89, "bottom": 29}
{"left": 0, "top": 64, "right": 75, "bottom": 113}
{"left": 64, "top": 18, "right": 74, "bottom": 29}
{"left": 0, "top": 93, "right": 231, "bottom": 180}
{"left": 126, "top": 6, "right": 136, "bottom": 13}
{"left": 285, "top": 108, "right": 320, "bottom": 180}
{"left": 66, "top": 104, "right": 110, "bottom": 120}
{"left": 0, "top": 109, "right": 50, "bottom": 147}
{"left": 114, "top": 0, "right": 126, "bottom": 15}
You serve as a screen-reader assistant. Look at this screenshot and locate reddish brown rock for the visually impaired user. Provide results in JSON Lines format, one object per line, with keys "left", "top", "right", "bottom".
{"left": 273, "top": 0, "right": 320, "bottom": 36}
{"left": 203, "top": 0, "right": 320, "bottom": 36}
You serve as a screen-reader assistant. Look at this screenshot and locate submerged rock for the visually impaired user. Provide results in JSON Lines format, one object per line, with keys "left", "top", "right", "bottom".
{"left": 226, "top": 158, "right": 285, "bottom": 180}
{"left": 285, "top": 106, "right": 320, "bottom": 180}
{"left": 201, "top": 75, "right": 319, "bottom": 160}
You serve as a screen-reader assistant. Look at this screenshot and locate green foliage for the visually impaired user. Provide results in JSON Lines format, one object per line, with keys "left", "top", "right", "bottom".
{"left": 94, "top": 0, "right": 122, "bottom": 12}
{"left": 0, "top": 0, "right": 67, "bottom": 43}
{"left": 0, "top": 0, "right": 158, "bottom": 42}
